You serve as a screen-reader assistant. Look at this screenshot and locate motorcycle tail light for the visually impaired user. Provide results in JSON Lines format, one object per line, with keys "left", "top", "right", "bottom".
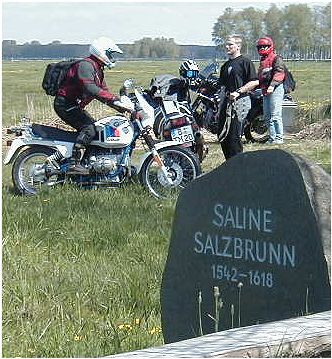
{"left": 170, "top": 116, "right": 188, "bottom": 128}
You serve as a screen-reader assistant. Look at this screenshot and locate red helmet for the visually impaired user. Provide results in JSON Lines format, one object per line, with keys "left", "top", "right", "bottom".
{"left": 256, "top": 37, "right": 274, "bottom": 56}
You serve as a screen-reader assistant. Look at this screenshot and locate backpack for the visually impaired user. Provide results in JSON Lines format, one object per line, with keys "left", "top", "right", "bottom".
{"left": 283, "top": 66, "right": 296, "bottom": 93}
{"left": 272, "top": 55, "right": 296, "bottom": 94}
{"left": 42, "top": 59, "right": 79, "bottom": 96}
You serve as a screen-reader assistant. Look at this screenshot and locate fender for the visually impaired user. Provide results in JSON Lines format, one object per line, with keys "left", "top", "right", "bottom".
{"left": 3, "top": 137, "right": 74, "bottom": 165}
{"left": 136, "top": 140, "right": 183, "bottom": 173}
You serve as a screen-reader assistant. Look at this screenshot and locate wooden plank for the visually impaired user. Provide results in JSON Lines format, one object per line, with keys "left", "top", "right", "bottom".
{"left": 106, "top": 311, "right": 331, "bottom": 358}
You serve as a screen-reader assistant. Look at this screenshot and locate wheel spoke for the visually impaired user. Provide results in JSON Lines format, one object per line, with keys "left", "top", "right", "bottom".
{"left": 142, "top": 147, "right": 199, "bottom": 199}
{"left": 13, "top": 149, "right": 60, "bottom": 195}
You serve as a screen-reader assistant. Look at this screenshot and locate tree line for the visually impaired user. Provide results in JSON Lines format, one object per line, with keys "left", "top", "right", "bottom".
{"left": 213, "top": 3, "right": 331, "bottom": 59}
{"left": 2, "top": 38, "right": 218, "bottom": 60}
{"left": 2, "top": 3, "right": 331, "bottom": 61}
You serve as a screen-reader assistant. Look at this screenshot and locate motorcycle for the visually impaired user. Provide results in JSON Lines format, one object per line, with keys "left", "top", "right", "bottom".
{"left": 190, "top": 62, "right": 269, "bottom": 144}
{"left": 4, "top": 84, "right": 201, "bottom": 199}
{"left": 242, "top": 88, "right": 269, "bottom": 143}
{"left": 133, "top": 75, "right": 208, "bottom": 162}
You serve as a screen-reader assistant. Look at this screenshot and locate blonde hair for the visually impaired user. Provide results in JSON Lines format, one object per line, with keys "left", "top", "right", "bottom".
{"left": 226, "top": 34, "right": 243, "bottom": 48}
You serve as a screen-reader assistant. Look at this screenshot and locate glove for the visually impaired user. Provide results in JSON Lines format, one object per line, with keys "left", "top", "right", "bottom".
{"left": 111, "top": 98, "right": 134, "bottom": 113}
{"left": 110, "top": 98, "right": 123, "bottom": 108}
{"left": 111, "top": 95, "right": 121, "bottom": 102}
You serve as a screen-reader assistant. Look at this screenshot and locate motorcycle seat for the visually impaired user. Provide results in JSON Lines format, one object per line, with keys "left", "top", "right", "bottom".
{"left": 31, "top": 124, "right": 78, "bottom": 143}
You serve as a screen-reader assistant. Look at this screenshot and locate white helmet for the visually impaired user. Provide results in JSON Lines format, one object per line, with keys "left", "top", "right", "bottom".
{"left": 89, "top": 37, "right": 123, "bottom": 68}
{"left": 179, "top": 60, "right": 199, "bottom": 79}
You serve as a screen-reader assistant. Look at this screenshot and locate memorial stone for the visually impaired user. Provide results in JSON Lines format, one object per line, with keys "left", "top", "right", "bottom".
{"left": 161, "top": 149, "right": 331, "bottom": 344}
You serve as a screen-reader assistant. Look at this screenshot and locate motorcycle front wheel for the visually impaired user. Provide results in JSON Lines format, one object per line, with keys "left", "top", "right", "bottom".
{"left": 12, "top": 146, "right": 63, "bottom": 195}
{"left": 243, "top": 113, "right": 269, "bottom": 143}
{"left": 140, "top": 146, "right": 201, "bottom": 199}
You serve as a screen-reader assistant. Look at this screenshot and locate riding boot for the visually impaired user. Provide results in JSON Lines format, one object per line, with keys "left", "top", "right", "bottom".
{"left": 67, "top": 158, "right": 89, "bottom": 175}
{"left": 67, "top": 144, "right": 89, "bottom": 175}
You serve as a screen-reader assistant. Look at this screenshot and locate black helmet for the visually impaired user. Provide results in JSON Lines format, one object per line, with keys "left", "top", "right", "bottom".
{"left": 179, "top": 60, "right": 199, "bottom": 79}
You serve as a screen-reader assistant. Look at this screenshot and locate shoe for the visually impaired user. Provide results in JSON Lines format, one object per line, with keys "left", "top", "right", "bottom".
{"left": 274, "top": 139, "right": 284, "bottom": 144}
{"left": 67, "top": 161, "right": 89, "bottom": 175}
{"left": 266, "top": 139, "right": 276, "bottom": 145}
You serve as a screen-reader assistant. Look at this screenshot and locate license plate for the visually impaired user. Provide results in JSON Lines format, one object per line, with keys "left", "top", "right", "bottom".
{"left": 171, "top": 125, "right": 194, "bottom": 144}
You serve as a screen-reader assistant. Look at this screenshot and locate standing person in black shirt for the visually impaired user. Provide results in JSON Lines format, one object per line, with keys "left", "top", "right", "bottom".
{"left": 218, "top": 35, "right": 259, "bottom": 160}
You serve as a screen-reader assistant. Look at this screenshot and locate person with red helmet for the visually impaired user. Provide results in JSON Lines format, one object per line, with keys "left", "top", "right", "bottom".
{"left": 256, "top": 36, "right": 286, "bottom": 144}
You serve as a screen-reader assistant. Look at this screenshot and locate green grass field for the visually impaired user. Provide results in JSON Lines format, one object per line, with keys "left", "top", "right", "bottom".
{"left": 2, "top": 59, "right": 331, "bottom": 126}
{"left": 2, "top": 60, "right": 331, "bottom": 357}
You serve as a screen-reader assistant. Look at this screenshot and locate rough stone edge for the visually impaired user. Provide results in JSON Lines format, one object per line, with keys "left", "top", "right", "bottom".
{"left": 212, "top": 334, "right": 331, "bottom": 358}
{"left": 291, "top": 153, "right": 331, "bottom": 279}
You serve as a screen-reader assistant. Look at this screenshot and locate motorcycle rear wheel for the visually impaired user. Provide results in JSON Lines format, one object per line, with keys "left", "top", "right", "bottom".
{"left": 12, "top": 146, "right": 62, "bottom": 195}
{"left": 243, "top": 114, "right": 269, "bottom": 143}
{"left": 140, "top": 146, "right": 201, "bottom": 199}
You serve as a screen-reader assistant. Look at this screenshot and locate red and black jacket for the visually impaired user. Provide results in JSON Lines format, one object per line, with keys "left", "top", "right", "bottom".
{"left": 258, "top": 52, "right": 285, "bottom": 95}
{"left": 57, "top": 55, "right": 118, "bottom": 108}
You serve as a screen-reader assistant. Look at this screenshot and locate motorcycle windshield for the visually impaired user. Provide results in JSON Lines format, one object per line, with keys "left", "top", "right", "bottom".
{"left": 134, "top": 89, "right": 155, "bottom": 128}
{"left": 198, "top": 62, "right": 218, "bottom": 80}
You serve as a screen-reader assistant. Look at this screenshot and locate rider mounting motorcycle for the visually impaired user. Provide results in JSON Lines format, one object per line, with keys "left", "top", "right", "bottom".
{"left": 50, "top": 37, "right": 135, "bottom": 174}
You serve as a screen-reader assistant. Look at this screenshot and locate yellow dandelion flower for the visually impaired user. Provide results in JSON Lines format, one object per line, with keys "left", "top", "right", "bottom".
{"left": 134, "top": 318, "right": 140, "bottom": 325}
{"left": 118, "top": 323, "right": 132, "bottom": 331}
{"left": 149, "top": 326, "right": 162, "bottom": 335}
{"left": 74, "top": 335, "right": 82, "bottom": 341}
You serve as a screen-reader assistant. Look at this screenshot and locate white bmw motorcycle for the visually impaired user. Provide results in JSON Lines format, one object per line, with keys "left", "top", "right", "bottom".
{"left": 4, "top": 82, "right": 201, "bottom": 199}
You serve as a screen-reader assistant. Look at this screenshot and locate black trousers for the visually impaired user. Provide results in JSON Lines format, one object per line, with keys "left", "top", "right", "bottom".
{"left": 54, "top": 96, "right": 96, "bottom": 146}
{"left": 220, "top": 96, "right": 251, "bottom": 160}
{"left": 220, "top": 112, "right": 243, "bottom": 160}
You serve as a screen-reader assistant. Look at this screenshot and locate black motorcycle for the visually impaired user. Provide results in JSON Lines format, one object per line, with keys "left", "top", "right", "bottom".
{"left": 191, "top": 63, "right": 269, "bottom": 144}
{"left": 142, "top": 75, "right": 208, "bottom": 162}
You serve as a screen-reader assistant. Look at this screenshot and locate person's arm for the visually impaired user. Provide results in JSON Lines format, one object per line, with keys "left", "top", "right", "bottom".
{"left": 267, "top": 56, "right": 285, "bottom": 94}
{"left": 230, "top": 60, "right": 259, "bottom": 100}
{"left": 77, "top": 60, "right": 119, "bottom": 104}
{"left": 236, "top": 80, "right": 260, "bottom": 94}
{"left": 217, "top": 63, "right": 227, "bottom": 88}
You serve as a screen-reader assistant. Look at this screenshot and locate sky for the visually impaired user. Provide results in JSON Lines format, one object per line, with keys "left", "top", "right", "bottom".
{"left": 2, "top": 0, "right": 330, "bottom": 46}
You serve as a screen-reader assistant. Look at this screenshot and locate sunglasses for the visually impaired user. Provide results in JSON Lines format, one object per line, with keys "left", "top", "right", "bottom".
{"left": 257, "top": 45, "right": 270, "bottom": 50}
